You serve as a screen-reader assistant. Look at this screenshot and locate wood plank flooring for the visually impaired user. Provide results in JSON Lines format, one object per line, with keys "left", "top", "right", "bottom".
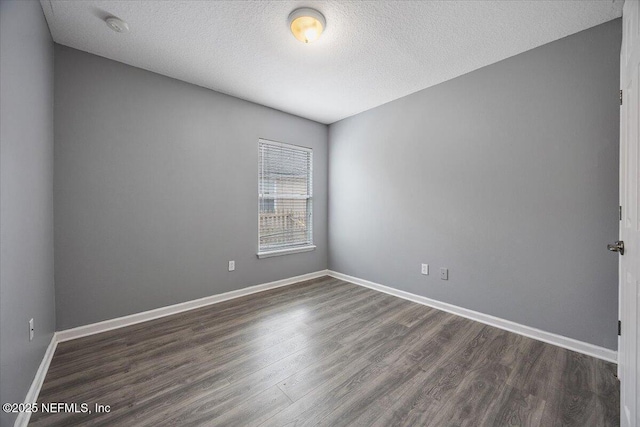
{"left": 30, "top": 276, "right": 619, "bottom": 426}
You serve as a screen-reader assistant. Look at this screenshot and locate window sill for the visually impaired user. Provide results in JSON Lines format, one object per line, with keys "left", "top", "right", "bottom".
{"left": 257, "top": 245, "right": 316, "bottom": 259}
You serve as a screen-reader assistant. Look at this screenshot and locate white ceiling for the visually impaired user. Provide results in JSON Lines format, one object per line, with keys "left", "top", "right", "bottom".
{"left": 41, "top": 0, "right": 623, "bottom": 124}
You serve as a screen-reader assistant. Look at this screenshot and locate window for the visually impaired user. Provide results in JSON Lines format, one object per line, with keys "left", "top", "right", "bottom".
{"left": 258, "top": 139, "right": 314, "bottom": 257}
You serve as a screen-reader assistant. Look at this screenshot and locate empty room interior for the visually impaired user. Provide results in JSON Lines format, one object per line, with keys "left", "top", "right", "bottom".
{"left": 2, "top": 0, "right": 639, "bottom": 426}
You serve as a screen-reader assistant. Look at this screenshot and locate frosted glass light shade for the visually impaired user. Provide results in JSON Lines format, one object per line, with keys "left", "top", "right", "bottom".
{"left": 288, "top": 8, "right": 326, "bottom": 44}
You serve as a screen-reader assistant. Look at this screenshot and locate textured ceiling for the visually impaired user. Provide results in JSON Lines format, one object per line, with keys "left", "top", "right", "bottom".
{"left": 41, "top": 1, "right": 623, "bottom": 124}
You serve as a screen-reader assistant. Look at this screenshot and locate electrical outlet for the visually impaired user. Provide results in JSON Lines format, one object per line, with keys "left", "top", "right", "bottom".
{"left": 228, "top": 260, "right": 235, "bottom": 272}
{"left": 421, "top": 264, "right": 429, "bottom": 275}
{"left": 440, "top": 268, "right": 448, "bottom": 280}
{"left": 29, "top": 318, "right": 34, "bottom": 341}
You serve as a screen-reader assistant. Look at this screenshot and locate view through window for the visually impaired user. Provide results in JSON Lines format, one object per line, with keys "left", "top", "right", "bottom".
{"left": 258, "top": 139, "right": 313, "bottom": 254}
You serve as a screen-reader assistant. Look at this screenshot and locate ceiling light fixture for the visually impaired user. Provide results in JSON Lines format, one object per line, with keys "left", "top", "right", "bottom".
{"left": 105, "top": 16, "right": 129, "bottom": 33}
{"left": 288, "top": 8, "right": 325, "bottom": 44}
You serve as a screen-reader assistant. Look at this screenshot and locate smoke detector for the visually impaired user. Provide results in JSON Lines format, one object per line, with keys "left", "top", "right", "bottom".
{"left": 105, "top": 16, "right": 129, "bottom": 33}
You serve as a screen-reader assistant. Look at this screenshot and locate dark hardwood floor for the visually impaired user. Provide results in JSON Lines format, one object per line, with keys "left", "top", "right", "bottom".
{"left": 30, "top": 276, "right": 619, "bottom": 426}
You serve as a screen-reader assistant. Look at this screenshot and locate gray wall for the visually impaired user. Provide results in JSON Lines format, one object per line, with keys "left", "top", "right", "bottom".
{"left": 328, "top": 19, "right": 621, "bottom": 350}
{"left": 54, "top": 46, "right": 328, "bottom": 330}
{"left": 0, "top": 1, "right": 56, "bottom": 425}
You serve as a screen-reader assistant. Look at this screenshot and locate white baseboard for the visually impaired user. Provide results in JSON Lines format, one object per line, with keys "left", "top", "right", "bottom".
{"left": 57, "top": 270, "right": 329, "bottom": 343}
{"left": 15, "top": 333, "right": 58, "bottom": 427}
{"left": 328, "top": 270, "right": 617, "bottom": 364}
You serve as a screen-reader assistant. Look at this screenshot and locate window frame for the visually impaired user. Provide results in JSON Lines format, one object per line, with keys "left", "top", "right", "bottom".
{"left": 257, "top": 138, "right": 315, "bottom": 258}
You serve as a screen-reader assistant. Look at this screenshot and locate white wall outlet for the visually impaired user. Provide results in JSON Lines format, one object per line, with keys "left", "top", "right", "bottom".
{"left": 440, "top": 268, "right": 448, "bottom": 280}
{"left": 29, "top": 318, "right": 34, "bottom": 341}
{"left": 421, "top": 264, "right": 429, "bottom": 275}
{"left": 228, "top": 260, "right": 235, "bottom": 271}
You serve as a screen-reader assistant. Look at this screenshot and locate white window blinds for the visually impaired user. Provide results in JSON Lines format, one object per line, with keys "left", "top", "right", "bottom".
{"left": 258, "top": 139, "right": 313, "bottom": 254}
